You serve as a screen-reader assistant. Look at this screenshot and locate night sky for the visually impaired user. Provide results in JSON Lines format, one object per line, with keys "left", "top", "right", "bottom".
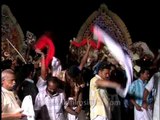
{"left": 1, "top": 0, "right": 159, "bottom": 64}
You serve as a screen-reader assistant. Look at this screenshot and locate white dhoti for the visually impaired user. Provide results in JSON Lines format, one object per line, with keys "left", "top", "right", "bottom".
{"left": 92, "top": 116, "right": 108, "bottom": 120}
{"left": 134, "top": 107, "right": 152, "bottom": 120}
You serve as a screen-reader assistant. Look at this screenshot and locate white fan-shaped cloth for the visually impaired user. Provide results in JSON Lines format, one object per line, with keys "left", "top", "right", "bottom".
{"left": 21, "top": 95, "right": 35, "bottom": 120}
{"left": 51, "top": 56, "right": 62, "bottom": 77}
{"left": 93, "top": 25, "right": 133, "bottom": 98}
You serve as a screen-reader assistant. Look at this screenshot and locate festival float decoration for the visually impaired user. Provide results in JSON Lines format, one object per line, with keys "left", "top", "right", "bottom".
{"left": 69, "top": 4, "right": 132, "bottom": 65}
{"left": 24, "top": 31, "right": 37, "bottom": 63}
{"left": 1, "top": 4, "right": 26, "bottom": 63}
{"left": 69, "top": 3, "right": 155, "bottom": 74}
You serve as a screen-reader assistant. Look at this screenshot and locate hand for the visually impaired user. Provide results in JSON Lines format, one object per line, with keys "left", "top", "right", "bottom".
{"left": 13, "top": 110, "right": 27, "bottom": 119}
{"left": 116, "top": 85, "right": 125, "bottom": 98}
{"left": 35, "top": 49, "right": 44, "bottom": 55}
{"left": 135, "top": 105, "right": 143, "bottom": 111}
{"left": 74, "top": 106, "right": 82, "bottom": 114}
{"left": 142, "top": 101, "right": 148, "bottom": 110}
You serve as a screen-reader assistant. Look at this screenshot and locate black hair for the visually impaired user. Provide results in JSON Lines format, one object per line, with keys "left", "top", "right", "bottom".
{"left": 97, "top": 62, "right": 111, "bottom": 72}
{"left": 67, "top": 65, "right": 81, "bottom": 78}
{"left": 21, "top": 64, "right": 34, "bottom": 78}
{"left": 46, "top": 76, "right": 60, "bottom": 86}
{"left": 138, "top": 67, "right": 150, "bottom": 77}
{"left": 1, "top": 60, "right": 12, "bottom": 71}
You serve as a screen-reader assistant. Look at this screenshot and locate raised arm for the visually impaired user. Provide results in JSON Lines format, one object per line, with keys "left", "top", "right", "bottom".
{"left": 78, "top": 40, "right": 91, "bottom": 70}
{"left": 35, "top": 49, "right": 46, "bottom": 80}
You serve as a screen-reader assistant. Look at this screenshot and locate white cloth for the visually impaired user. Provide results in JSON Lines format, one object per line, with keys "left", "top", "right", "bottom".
{"left": 67, "top": 110, "right": 89, "bottom": 120}
{"left": 145, "top": 72, "right": 160, "bottom": 120}
{"left": 92, "top": 116, "right": 108, "bottom": 120}
{"left": 93, "top": 25, "right": 133, "bottom": 98}
{"left": 51, "top": 57, "right": 62, "bottom": 77}
{"left": 21, "top": 95, "right": 35, "bottom": 120}
{"left": 134, "top": 107, "right": 152, "bottom": 120}
{"left": 36, "top": 76, "right": 47, "bottom": 92}
{"left": 67, "top": 107, "right": 78, "bottom": 120}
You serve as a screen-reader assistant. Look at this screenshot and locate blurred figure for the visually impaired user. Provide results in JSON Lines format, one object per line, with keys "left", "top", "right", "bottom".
{"left": 142, "top": 61, "right": 160, "bottom": 120}
{"left": 17, "top": 64, "right": 38, "bottom": 105}
{"left": 128, "top": 68, "right": 152, "bottom": 120}
{"left": 89, "top": 62, "right": 123, "bottom": 120}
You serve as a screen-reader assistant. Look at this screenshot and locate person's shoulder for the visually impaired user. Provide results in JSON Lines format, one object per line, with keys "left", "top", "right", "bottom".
{"left": 57, "top": 89, "right": 65, "bottom": 97}
{"left": 133, "top": 79, "right": 140, "bottom": 83}
{"left": 90, "top": 75, "right": 98, "bottom": 83}
{"left": 37, "top": 89, "right": 47, "bottom": 97}
{"left": 155, "top": 71, "right": 160, "bottom": 77}
{"left": 57, "top": 89, "right": 65, "bottom": 94}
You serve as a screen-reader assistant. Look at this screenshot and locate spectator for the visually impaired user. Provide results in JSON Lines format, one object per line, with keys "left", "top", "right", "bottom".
{"left": 1, "top": 69, "right": 26, "bottom": 120}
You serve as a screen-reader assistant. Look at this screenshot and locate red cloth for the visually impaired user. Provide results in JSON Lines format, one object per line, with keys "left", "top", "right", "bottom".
{"left": 71, "top": 38, "right": 103, "bottom": 49}
{"left": 34, "top": 35, "right": 55, "bottom": 68}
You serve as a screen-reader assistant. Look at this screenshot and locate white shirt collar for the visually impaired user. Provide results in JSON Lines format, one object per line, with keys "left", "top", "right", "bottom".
{"left": 44, "top": 89, "right": 59, "bottom": 98}
{"left": 1, "top": 87, "right": 14, "bottom": 93}
{"left": 95, "top": 74, "right": 102, "bottom": 79}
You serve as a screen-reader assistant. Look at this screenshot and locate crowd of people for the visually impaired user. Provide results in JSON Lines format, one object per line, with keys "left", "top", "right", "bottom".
{"left": 1, "top": 33, "right": 160, "bottom": 120}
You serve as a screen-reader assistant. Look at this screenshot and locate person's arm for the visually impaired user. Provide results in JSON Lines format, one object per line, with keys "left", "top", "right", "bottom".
{"left": 96, "top": 79, "right": 121, "bottom": 89}
{"left": 128, "top": 81, "right": 142, "bottom": 111}
{"left": 65, "top": 107, "right": 78, "bottom": 116}
{"left": 63, "top": 92, "right": 78, "bottom": 115}
{"left": 78, "top": 40, "right": 91, "bottom": 70}
{"left": 142, "top": 88, "right": 150, "bottom": 109}
{"left": 74, "top": 91, "right": 83, "bottom": 114}
{"left": 35, "top": 49, "right": 46, "bottom": 80}
{"left": 2, "top": 111, "right": 26, "bottom": 119}
{"left": 130, "top": 98, "right": 142, "bottom": 111}
{"left": 40, "top": 52, "right": 46, "bottom": 80}
{"left": 142, "top": 76, "right": 154, "bottom": 109}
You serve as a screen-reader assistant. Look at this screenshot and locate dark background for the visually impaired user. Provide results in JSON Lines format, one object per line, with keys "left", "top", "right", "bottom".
{"left": 1, "top": 0, "right": 159, "bottom": 66}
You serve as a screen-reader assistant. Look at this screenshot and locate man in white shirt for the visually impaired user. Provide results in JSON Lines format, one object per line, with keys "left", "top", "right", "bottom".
{"left": 34, "top": 76, "right": 78, "bottom": 120}
{"left": 1, "top": 69, "right": 26, "bottom": 120}
{"left": 142, "top": 70, "right": 160, "bottom": 120}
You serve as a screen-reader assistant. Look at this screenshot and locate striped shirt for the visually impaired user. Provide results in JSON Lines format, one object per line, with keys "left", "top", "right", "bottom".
{"left": 34, "top": 89, "right": 67, "bottom": 120}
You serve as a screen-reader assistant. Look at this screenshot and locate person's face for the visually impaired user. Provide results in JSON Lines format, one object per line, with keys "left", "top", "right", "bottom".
{"left": 99, "top": 69, "right": 110, "bottom": 80}
{"left": 47, "top": 81, "right": 58, "bottom": 95}
{"left": 141, "top": 70, "right": 150, "bottom": 81}
{"left": 2, "top": 74, "right": 16, "bottom": 90}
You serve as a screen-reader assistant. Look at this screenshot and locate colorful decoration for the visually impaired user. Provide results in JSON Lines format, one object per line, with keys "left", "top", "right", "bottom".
{"left": 70, "top": 38, "right": 103, "bottom": 49}
{"left": 34, "top": 35, "right": 55, "bottom": 68}
{"left": 69, "top": 4, "right": 132, "bottom": 65}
